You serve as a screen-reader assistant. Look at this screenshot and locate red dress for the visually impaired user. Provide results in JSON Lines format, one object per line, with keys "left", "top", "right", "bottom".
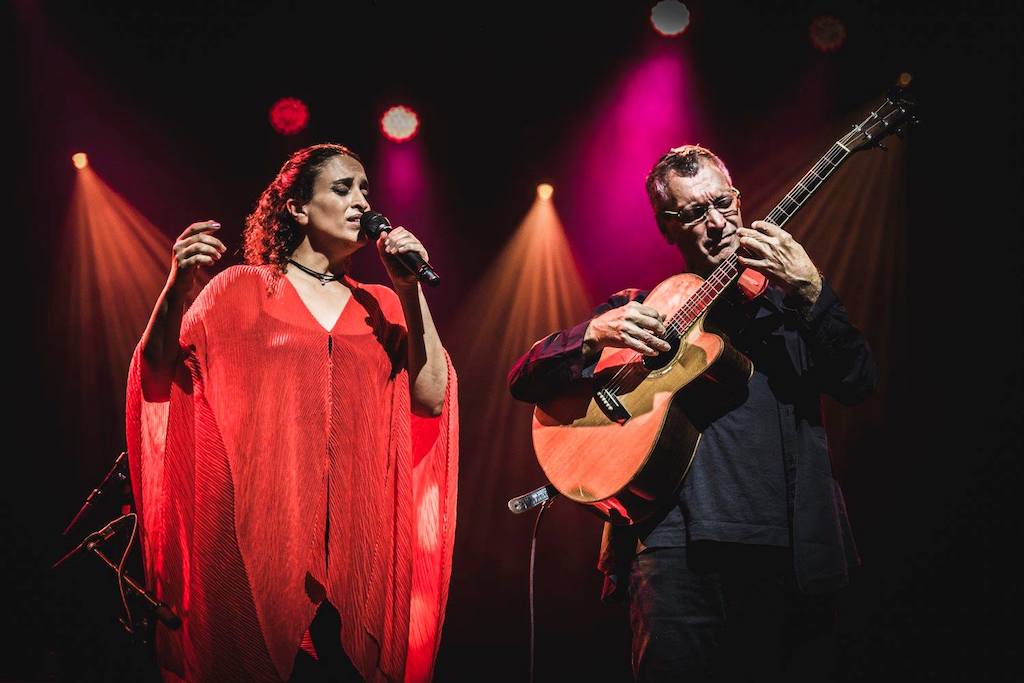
{"left": 126, "top": 265, "right": 458, "bottom": 682}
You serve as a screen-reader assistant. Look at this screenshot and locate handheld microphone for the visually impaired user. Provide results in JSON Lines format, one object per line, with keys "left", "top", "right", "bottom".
{"left": 360, "top": 211, "right": 441, "bottom": 287}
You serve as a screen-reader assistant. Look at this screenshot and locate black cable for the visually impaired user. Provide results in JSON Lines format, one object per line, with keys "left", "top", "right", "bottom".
{"left": 528, "top": 498, "right": 553, "bottom": 683}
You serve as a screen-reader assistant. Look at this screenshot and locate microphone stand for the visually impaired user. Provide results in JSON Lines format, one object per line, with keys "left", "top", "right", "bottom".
{"left": 52, "top": 519, "right": 181, "bottom": 632}
{"left": 87, "top": 543, "right": 181, "bottom": 630}
{"left": 62, "top": 451, "right": 128, "bottom": 536}
{"left": 54, "top": 451, "right": 181, "bottom": 633}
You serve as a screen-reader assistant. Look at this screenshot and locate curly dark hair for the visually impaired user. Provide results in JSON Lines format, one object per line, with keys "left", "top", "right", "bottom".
{"left": 645, "top": 144, "right": 732, "bottom": 235}
{"left": 243, "top": 143, "right": 362, "bottom": 270}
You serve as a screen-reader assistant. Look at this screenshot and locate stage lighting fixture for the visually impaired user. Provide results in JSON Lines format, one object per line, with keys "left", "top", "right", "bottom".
{"left": 381, "top": 105, "right": 420, "bottom": 142}
{"left": 72, "top": 152, "right": 89, "bottom": 169}
{"left": 809, "top": 15, "right": 846, "bottom": 53}
{"left": 269, "top": 97, "right": 309, "bottom": 135}
{"left": 651, "top": 1, "right": 690, "bottom": 37}
{"left": 537, "top": 183, "right": 554, "bottom": 200}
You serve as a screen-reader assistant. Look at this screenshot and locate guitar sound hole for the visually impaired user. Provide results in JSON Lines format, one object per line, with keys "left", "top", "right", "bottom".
{"left": 642, "top": 334, "right": 680, "bottom": 371}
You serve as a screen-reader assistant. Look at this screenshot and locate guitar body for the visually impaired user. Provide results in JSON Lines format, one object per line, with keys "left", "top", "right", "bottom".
{"left": 532, "top": 272, "right": 753, "bottom": 525}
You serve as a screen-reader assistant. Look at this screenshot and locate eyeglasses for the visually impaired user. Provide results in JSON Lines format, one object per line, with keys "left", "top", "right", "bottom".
{"left": 661, "top": 187, "right": 741, "bottom": 226}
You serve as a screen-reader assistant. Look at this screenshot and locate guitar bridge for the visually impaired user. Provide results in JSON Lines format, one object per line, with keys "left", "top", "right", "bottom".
{"left": 595, "top": 387, "right": 631, "bottom": 424}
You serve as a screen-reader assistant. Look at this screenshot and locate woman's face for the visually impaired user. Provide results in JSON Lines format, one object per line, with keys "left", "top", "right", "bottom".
{"left": 294, "top": 154, "right": 371, "bottom": 251}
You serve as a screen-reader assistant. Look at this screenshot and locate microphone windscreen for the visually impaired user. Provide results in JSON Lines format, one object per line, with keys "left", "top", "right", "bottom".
{"left": 359, "top": 211, "right": 390, "bottom": 238}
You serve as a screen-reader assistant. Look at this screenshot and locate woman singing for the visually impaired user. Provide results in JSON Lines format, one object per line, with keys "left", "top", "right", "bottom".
{"left": 127, "top": 143, "right": 458, "bottom": 682}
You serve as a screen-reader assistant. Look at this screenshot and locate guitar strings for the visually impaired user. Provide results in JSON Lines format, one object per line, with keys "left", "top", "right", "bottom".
{"left": 603, "top": 258, "right": 738, "bottom": 393}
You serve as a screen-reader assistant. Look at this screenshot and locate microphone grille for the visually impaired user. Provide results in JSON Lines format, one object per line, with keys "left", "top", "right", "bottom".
{"left": 359, "top": 211, "right": 390, "bottom": 237}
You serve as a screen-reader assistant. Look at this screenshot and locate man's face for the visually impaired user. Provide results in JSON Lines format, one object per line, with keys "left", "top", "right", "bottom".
{"left": 660, "top": 164, "right": 742, "bottom": 275}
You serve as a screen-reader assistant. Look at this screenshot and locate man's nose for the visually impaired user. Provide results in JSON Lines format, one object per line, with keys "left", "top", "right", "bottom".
{"left": 705, "top": 206, "right": 728, "bottom": 229}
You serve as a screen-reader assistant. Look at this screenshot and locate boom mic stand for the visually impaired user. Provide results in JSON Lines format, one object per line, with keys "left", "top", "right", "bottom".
{"left": 62, "top": 451, "right": 128, "bottom": 536}
{"left": 54, "top": 451, "right": 180, "bottom": 635}
{"left": 51, "top": 524, "right": 181, "bottom": 630}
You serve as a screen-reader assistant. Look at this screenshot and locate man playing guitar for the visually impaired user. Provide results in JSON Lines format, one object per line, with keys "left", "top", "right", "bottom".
{"left": 508, "top": 145, "right": 877, "bottom": 681}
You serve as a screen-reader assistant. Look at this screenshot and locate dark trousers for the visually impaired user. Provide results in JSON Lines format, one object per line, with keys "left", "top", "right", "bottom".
{"left": 628, "top": 543, "right": 835, "bottom": 682}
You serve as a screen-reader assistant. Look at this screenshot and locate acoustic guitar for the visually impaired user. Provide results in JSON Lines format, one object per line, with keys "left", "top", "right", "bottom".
{"left": 532, "top": 87, "right": 916, "bottom": 525}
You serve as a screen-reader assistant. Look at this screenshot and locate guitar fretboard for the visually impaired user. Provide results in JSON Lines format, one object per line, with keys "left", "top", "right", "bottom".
{"left": 766, "top": 142, "right": 851, "bottom": 228}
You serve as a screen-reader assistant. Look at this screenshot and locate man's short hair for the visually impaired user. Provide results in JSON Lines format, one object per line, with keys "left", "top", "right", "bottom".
{"left": 646, "top": 145, "right": 732, "bottom": 234}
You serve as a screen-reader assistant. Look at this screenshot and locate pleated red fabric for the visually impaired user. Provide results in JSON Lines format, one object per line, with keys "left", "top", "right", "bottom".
{"left": 126, "top": 265, "right": 458, "bottom": 682}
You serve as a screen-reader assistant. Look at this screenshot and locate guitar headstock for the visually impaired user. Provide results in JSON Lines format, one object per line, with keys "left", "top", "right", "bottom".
{"left": 842, "top": 86, "right": 918, "bottom": 153}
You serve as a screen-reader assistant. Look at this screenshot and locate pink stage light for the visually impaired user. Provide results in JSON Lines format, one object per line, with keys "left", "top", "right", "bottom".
{"left": 560, "top": 45, "right": 706, "bottom": 297}
{"left": 381, "top": 105, "right": 419, "bottom": 142}
{"left": 72, "top": 152, "right": 88, "bottom": 169}
{"left": 269, "top": 97, "right": 309, "bottom": 135}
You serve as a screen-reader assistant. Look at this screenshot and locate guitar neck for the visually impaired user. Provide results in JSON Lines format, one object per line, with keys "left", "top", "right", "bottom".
{"left": 764, "top": 141, "right": 853, "bottom": 229}
{"left": 666, "top": 141, "right": 854, "bottom": 335}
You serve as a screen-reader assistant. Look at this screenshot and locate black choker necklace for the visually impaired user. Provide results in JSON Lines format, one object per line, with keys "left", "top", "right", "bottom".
{"left": 287, "top": 258, "right": 340, "bottom": 286}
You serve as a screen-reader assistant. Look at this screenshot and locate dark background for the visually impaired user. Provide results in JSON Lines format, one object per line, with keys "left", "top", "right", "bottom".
{"left": 6, "top": 1, "right": 1022, "bottom": 681}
